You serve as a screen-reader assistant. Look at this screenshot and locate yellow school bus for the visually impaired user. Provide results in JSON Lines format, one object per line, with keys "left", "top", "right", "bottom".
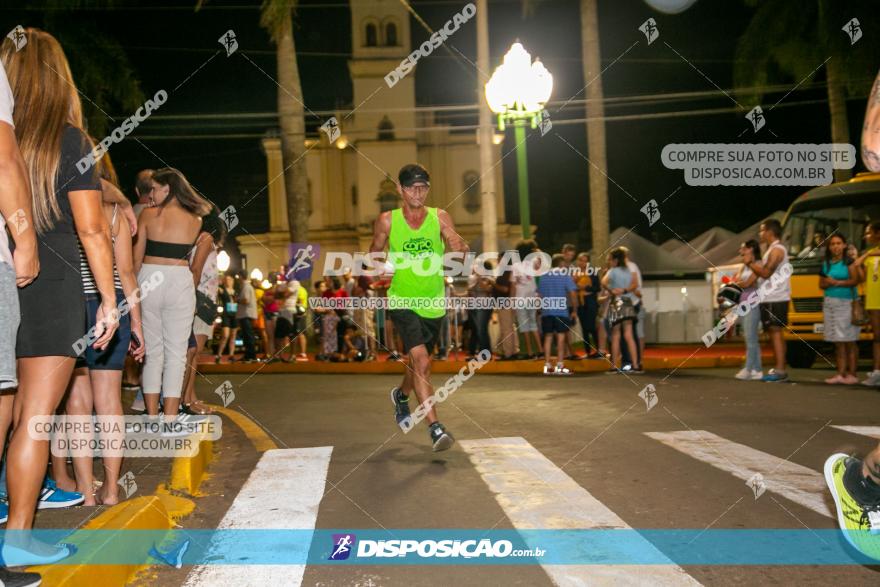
{"left": 782, "top": 172, "right": 880, "bottom": 367}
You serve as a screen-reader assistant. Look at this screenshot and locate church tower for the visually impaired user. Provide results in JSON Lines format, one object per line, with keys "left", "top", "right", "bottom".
{"left": 240, "top": 0, "right": 512, "bottom": 276}
{"left": 347, "top": 0, "right": 418, "bottom": 218}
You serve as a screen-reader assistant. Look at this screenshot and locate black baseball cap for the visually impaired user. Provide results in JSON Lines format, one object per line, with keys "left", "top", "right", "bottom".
{"left": 398, "top": 163, "right": 431, "bottom": 187}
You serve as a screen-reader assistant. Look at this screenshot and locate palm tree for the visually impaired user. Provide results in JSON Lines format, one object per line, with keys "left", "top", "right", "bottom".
{"left": 198, "top": 0, "right": 310, "bottom": 242}
{"left": 523, "top": 0, "right": 609, "bottom": 253}
{"left": 735, "top": 0, "right": 880, "bottom": 182}
{"left": 580, "top": 0, "right": 609, "bottom": 254}
{"left": 260, "top": 0, "right": 310, "bottom": 243}
{"left": 23, "top": 3, "right": 144, "bottom": 136}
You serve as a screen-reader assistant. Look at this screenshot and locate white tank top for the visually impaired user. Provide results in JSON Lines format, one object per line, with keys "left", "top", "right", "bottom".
{"left": 758, "top": 240, "right": 791, "bottom": 302}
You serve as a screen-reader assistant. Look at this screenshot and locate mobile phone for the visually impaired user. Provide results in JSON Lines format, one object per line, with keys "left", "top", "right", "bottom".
{"left": 130, "top": 332, "right": 141, "bottom": 350}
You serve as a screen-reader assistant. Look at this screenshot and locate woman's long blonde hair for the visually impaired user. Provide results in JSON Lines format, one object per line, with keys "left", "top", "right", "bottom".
{"left": 1, "top": 28, "right": 88, "bottom": 233}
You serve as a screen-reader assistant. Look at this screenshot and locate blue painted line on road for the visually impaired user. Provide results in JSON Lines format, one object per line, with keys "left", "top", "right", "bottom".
{"left": 5, "top": 529, "right": 880, "bottom": 565}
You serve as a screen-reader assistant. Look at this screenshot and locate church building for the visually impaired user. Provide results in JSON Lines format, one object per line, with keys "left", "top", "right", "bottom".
{"left": 237, "top": 0, "right": 515, "bottom": 277}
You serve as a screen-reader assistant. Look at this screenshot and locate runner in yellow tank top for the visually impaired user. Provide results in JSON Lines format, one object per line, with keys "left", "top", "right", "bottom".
{"left": 369, "top": 164, "right": 468, "bottom": 452}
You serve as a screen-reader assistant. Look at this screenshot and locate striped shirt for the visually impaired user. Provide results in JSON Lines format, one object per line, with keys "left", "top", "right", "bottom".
{"left": 536, "top": 269, "right": 576, "bottom": 317}
{"left": 79, "top": 205, "right": 123, "bottom": 293}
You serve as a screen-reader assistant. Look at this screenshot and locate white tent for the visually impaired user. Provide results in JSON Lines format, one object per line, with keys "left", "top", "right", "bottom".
{"left": 696, "top": 211, "right": 786, "bottom": 267}
{"left": 684, "top": 227, "right": 736, "bottom": 256}
{"left": 660, "top": 238, "right": 687, "bottom": 253}
{"left": 607, "top": 227, "right": 705, "bottom": 274}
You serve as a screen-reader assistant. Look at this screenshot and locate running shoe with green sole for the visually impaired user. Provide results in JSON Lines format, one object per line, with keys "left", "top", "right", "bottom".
{"left": 824, "top": 453, "right": 880, "bottom": 561}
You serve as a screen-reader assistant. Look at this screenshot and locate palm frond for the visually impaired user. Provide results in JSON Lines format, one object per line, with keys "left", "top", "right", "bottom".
{"left": 261, "top": 0, "right": 298, "bottom": 44}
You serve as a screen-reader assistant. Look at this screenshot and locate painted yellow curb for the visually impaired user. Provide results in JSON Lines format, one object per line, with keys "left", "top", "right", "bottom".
{"left": 28, "top": 427, "right": 215, "bottom": 585}
{"left": 211, "top": 405, "right": 278, "bottom": 452}
{"left": 28, "top": 493, "right": 193, "bottom": 586}
{"left": 168, "top": 429, "right": 215, "bottom": 496}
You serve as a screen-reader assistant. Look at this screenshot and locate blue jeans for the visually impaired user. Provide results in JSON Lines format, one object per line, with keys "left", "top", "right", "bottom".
{"left": 468, "top": 309, "right": 492, "bottom": 356}
{"left": 742, "top": 307, "right": 762, "bottom": 371}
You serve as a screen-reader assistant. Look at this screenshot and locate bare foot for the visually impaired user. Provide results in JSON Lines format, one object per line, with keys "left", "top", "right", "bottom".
{"left": 96, "top": 485, "right": 120, "bottom": 506}
{"left": 190, "top": 400, "right": 215, "bottom": 414}
{"left": 76, "top": 483, "right": 97, "bottom": 506}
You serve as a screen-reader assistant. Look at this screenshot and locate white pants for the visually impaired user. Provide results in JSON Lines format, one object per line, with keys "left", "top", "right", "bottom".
{"left": 139, "top": 264, "right": 195, "bottom": 399}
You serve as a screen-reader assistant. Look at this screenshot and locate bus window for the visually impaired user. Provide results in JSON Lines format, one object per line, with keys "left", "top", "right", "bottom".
{"left": 785, "top": 203, "right": 880, "bottom": 262}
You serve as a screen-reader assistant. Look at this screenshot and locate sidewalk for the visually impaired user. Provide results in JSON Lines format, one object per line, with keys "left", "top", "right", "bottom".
{"left": 195, "top": 344, "right": 775, "bottom": 375}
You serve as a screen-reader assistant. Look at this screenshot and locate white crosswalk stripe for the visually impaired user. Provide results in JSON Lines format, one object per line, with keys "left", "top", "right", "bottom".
{"left": 645, "top": 430, "right": 832, "bottom": 518}
{"left": 190, "top": 427, "right": 880, "bottom": 583}
{"left": 832, "top": 425, "right": 880, "bottom": 440}
{"left": 183, "top": 447, "right": 333, "bottom": 587}
{"left": 460, "top": 436, "right": 702, "bottom": 586}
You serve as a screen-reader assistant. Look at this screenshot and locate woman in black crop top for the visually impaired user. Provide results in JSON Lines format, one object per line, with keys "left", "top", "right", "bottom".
{"left": 133, "top": 168, "right": 211, "bottom": 419}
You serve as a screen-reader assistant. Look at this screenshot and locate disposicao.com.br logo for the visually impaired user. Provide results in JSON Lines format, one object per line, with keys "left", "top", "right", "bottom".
{"left": 327, "top": 534, "right": 544, "bottom": 560}
{"left": 329, "top": 533, "right": 356, "bottom": 560}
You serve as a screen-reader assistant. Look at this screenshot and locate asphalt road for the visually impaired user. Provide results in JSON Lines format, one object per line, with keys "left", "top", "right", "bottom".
{"left": 148, "top": 366, "right": 880, "bottom": 586}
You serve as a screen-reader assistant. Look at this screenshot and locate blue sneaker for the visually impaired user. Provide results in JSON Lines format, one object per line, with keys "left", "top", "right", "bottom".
{"left": 391, "top": 387, "right": 411, "bottom": 428}
{"left": 0, "top": 498, "right": 7, "bottom": 524}
{"left": 761, "top": 369, "right": 789, "bottom": 382}
{"left": 37, "top": 478, "right": 84, "bottom": 510}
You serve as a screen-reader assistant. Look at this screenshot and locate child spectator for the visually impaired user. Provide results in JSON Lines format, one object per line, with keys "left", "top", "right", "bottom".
{"left": 537, "top": 254, "right": 578, "bottom": 375}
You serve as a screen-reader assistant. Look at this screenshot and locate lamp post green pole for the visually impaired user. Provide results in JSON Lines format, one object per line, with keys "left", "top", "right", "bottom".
{"left": 513, "top": 119, "right": 531, "bottom": 239}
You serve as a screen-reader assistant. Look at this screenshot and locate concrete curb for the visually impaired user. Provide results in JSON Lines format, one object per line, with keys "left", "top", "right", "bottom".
{"left": 29, "top": 429, "right": 214, "bottom": 585}
{"left": 29, "top": 493, "right": 193, "bottom": 586}
{"left": 169, "top": 430, "right": 215, "bottom": 496}
{"left": 196, "top": 352, "right": 768, "bottom": 376}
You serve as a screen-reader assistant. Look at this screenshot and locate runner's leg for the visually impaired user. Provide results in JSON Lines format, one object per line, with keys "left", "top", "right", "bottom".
{"left": 408, "top": 344, "right": 436, "bottom": 424}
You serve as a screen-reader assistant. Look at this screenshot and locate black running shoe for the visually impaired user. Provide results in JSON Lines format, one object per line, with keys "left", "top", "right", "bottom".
{"left": 0, "top": 568, "right": 41, "bottom": 587}
{"left": 391, "top": 387, "right": 411, "bottom": 428}
{"left": 429, "top": 422, "right": 455, "bottom": 452}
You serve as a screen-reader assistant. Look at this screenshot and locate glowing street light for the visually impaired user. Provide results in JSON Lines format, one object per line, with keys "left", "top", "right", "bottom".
{"left": 485, "top": 42, "right": 553, "bottom": 239}
{"left": 217, "top": 250, "right": 231, "bottom": 272}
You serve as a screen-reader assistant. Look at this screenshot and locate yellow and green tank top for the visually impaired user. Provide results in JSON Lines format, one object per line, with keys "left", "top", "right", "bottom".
{"left": 387, "top": 207, "right": 446, "bottom": 318}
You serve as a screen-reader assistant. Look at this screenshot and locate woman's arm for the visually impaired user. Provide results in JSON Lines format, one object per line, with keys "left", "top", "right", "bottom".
{"left": 133, "top": 209, "right": 149, "bottom": 275}
{"left": 113, "top": 214, "right": 146, "bottom": 361}
{"left": 837, "top": 263, "right": 862, "bottom": 288}
{"left": 733, "top": 265, "right": 756, "bottom": 288}
{"left": 70, "top": 189, "right": 118, "bottom": 349}
{"left": 189, "top": 231, "right": 214, "bottom": 287}
{"left": 100, "top": 179, "right": 137, "bottom": 236}
{"left": 737, "top": 271, "right": 758, "bottom": 289}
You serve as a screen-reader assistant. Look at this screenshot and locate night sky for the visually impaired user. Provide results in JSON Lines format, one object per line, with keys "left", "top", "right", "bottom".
{"left": 3, "top": 0, "right": 876, "bottom": 256}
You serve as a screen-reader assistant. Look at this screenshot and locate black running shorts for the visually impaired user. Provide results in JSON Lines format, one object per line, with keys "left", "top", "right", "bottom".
{"left": 389, "top": 309, "right": 442, "bottom": 354}
{"left": 759, "top": 301, "right": 789, "bottom": 330}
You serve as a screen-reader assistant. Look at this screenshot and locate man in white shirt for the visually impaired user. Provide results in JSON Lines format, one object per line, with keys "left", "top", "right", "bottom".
{"left": 743, "top": 218, "right": 791, "bottom": 382}
{"left": 0, "top": 59, "right": 43, "bottom": 587}
{"left": 512, "top": 240, "right": 543, "bottom": 358}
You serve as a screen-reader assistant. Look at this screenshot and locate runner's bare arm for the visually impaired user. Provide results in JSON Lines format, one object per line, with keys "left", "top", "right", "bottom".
{"left": 367, "top": 212, "right": 392, "bottom": 276}
{"left": 369, "top": 211, "right": 391, "bottom": 255}
{"left": 438, "top": 209, "right": 468, "bottom": 255}
{"left": 370, "top": 212, "right": 391, "bottom": 253}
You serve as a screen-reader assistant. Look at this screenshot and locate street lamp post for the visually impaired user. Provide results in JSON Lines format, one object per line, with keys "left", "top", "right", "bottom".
{"left": 485, "top": 42, "right": 553, "bottom": 239}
